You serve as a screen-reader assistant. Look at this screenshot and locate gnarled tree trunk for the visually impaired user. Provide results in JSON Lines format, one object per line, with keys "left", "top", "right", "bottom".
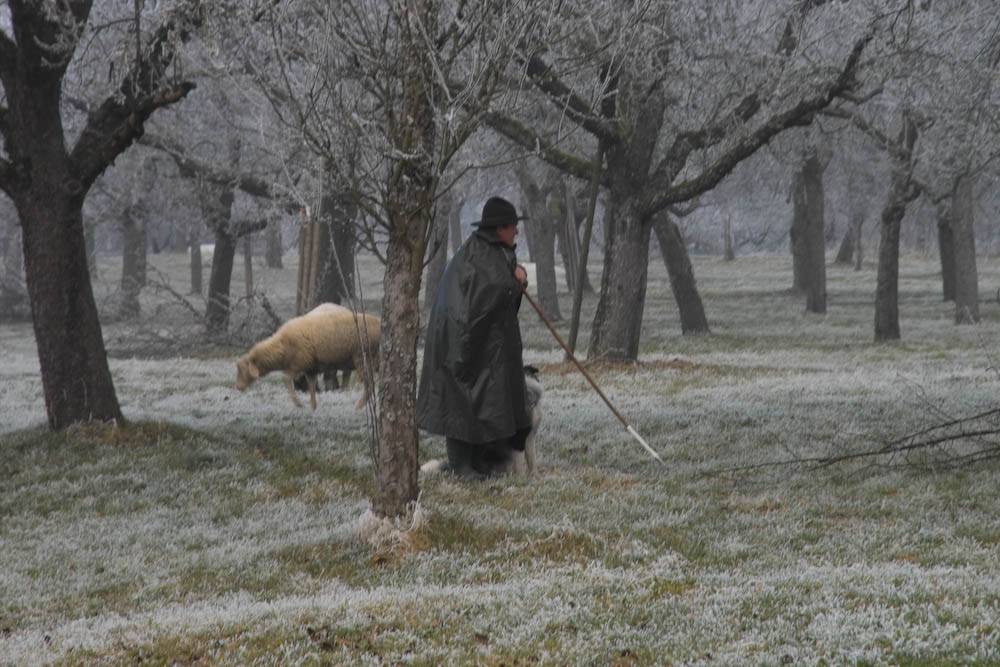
{"left": 589, "top": 199, "right": 649, "bottom": 361}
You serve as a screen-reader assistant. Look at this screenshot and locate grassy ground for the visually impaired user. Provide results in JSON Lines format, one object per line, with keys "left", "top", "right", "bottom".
{"left": 2, "top": 249, "right": 1000, "bottom": 665}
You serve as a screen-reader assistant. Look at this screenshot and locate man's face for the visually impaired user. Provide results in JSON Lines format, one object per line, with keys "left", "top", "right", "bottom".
{"left": 495, "top": 223, "right": 518, "bottom": 248}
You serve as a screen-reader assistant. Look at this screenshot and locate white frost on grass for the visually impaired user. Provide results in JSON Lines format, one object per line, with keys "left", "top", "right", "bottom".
{"left": 3, "top": 253, "right": 1000, "bottom": 663}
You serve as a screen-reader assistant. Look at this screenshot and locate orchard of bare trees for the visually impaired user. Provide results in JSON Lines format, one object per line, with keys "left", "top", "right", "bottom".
{"left": 2, "top": 1, "right": 999, "bottom": 517}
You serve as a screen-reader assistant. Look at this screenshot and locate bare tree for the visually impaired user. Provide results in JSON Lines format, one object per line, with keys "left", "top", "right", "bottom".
{"left": 0, "top": 1, "right": 200, "bottom": 429}
{"left": 244, "top": 1, "right": 559, "bottom": 517}
{"left": 832, "top": 1, "right": 1000, "bottom": 335}
{"left": 486, "top": 1, "right": 876, "bottom": 361}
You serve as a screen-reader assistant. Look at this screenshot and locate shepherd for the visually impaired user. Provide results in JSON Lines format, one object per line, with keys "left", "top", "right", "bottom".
{"left": 417, "top": 196, "right": 534, "bottom": 479}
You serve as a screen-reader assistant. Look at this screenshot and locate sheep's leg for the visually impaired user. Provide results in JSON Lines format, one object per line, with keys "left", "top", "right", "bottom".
{"left": 340, "top": 368, "right": 352, "bottom": 390}
{"left": 284, "top": 373, "right": 304, "bottom": 408}
{"left": 306, "top": 374, "right": 318, "bottom": 411}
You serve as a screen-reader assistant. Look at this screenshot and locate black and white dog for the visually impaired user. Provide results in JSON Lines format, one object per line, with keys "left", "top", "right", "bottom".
{"left": 421, "top": 365, "right": 544, "bottom": 476}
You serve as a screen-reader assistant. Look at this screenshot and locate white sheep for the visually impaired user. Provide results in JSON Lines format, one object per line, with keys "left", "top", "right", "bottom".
{"left": 235, "top": 308, "right": 380, "bottom": 411}
{"left": 306, "top": 303, "right": 351, "bottom": 317}
{"left": 300, "top": 303, "right": 353, "bottom": 390}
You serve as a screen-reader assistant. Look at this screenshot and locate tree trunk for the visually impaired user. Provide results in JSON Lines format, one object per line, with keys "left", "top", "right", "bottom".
{"left": 874, "top": 192, "right": 904, "bottom": 342}
{"left": 266, "top": 219, "right": 283, "bottom": 269}
{"left": 314, "top": 191, "right": 358, "bottom": 306}
{"left": 723, "top": 215, "right": 735, "bottom": 261}
{"left": 515, "top": 165, "right": 561, "bottom": 320}
{"left": 853, "top": 213, "right": 865, "bottom": 272}
{"left": 373, "top": 4, "right": 436, "bottom": 519}
{"left": 556, "top": 191, "right": 595, "bottom": 295}
{"left": 555, "top": 190, "right": 577, "bottom": 294}
{"left": 790, "top": 171, "right": 808, "bottom": 293}
{"left": 120, "top": 204, "right": 147, "bottom": 319}
{"left": 835, "top": 211, "right": 865, "bottom": 268}
{"left": 951, "top": 173, "right": 979, "bottom": 324}
{"left": 190, "top": 244, "right": 203, "bottom": 295}
{"left": 790, "top": 149, "right": 830, "bottom": 312}
{"left": 588, "top": 201, "right": 649, "bottom": 361}
{"left": 834, "top": 228, "right": 854, "bottom": 265}
{"left": 5, "top": 59, "right": 125, "bottom": 428}
{"left": 0, "top": 1, "right": 197, "bottom": 430}
{"left": 802, "top": 152, "right": 828, "bottom": 313}
{"left": 243, "top": 235, "right": 253, "bottom": 298}
{"left": 377, "top": 223, "right": 423, "bottom": 518}
{"left": 206, "top": 228, "right": 236, "bottom": 334}
{"left": 20, "top": 193, "right": 123, "bottom": 428}
{"left": 874, "top": 113, "right": 919, "bottom": 343}
{"left": 653, "top": 214, "right": 709, "bottom": 334}
{"left": 937, "top": 201, "right": 955, "bottom": 301}
{"left": 200, "top": 182, "right": 236, "bottom": 333}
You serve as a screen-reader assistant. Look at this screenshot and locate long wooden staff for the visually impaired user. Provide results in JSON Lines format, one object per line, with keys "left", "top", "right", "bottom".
{"left": 521, "top": 288, "right": 664, "bottom": 464}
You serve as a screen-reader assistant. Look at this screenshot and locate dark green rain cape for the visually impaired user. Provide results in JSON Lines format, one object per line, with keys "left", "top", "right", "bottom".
{"left": 417, "top": 228, "right": 531, "bottom": 447}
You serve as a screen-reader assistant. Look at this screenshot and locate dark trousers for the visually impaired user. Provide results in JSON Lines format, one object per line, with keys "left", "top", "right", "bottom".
{"left": 446, "top": 437, "right": 515, "bottom": 479}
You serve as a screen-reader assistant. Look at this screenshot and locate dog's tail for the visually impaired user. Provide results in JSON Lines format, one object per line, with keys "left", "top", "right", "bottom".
{"left": 420, "top": 459, "right": 448, "bottom": 474}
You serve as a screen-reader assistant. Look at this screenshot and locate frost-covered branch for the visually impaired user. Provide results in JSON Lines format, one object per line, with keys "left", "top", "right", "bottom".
{"left": 644, "top": 32, "right": 872, "bottom": 214}
{"left": 68, "top": 1, "right": 204, "bottom": 195}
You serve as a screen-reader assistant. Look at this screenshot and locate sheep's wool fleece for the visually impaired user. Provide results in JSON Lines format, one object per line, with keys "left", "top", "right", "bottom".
{"left": 248, "top": 311, "right": 380, "bottom": 376}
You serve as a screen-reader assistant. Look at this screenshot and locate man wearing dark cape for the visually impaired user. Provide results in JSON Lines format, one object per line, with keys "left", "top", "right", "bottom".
{"left": 417, "top": 196, "right": 533, "bottom": 478}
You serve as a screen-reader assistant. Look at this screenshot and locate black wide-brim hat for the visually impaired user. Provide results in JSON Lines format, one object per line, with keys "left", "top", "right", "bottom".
{"left": 471, "top": 196, "right": 528, "bottom": 228}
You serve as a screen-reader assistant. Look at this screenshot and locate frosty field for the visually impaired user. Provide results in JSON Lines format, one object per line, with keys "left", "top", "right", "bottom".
{"left": 2, "top": 251, "right": 1000, "bottom": 665}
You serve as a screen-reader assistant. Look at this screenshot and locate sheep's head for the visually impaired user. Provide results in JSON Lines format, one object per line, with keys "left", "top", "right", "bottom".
{"left": 235, "top": 356, "right": 260, "bottom": 390}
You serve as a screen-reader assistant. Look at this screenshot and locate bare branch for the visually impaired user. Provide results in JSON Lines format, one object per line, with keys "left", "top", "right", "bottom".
{"left": 644, "top": 32, "right": 872, "bottom": 215}
{"left": 69, "top": 81, "right": 196, "bottom": 195}
{"left": 483, "top": 112, "right": 598, "bottom": 182}
{"left": 521, "top": 52, "right": 620, "bottom": 145}
{"left": 139, "top": 132, "right": 296, "bottom": 204}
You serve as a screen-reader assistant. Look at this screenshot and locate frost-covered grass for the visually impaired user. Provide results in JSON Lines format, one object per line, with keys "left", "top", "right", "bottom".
{"left": 3, "top": 251, "right": 1000, "bottom": 665}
